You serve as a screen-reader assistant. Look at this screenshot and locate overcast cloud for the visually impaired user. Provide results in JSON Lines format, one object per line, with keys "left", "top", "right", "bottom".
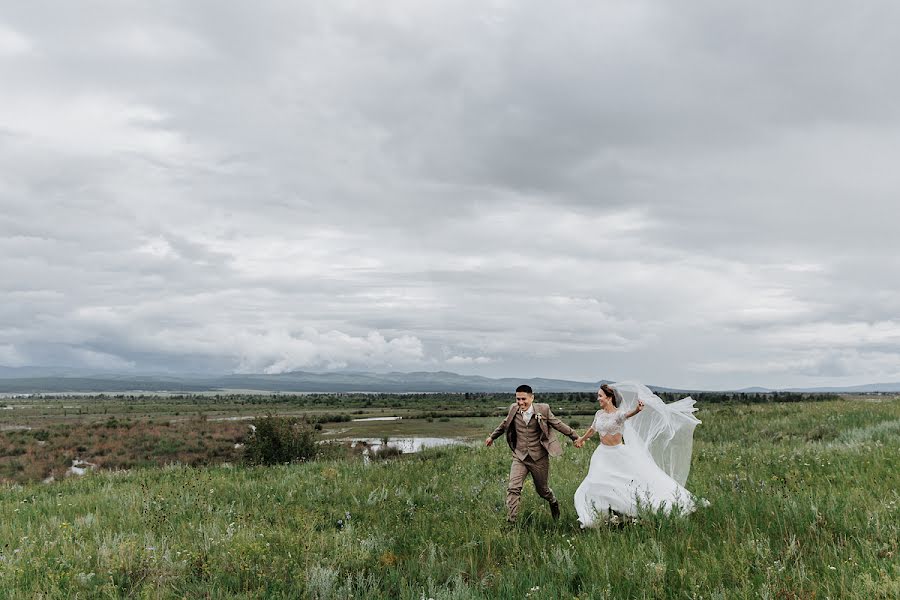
{"left": 1, "top": 1, "right": 899, "bottom": 389}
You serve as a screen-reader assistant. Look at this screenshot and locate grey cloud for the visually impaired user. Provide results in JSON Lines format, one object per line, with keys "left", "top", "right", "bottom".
{"left": 1, "top": 2, "right": 898, "bottom": 387}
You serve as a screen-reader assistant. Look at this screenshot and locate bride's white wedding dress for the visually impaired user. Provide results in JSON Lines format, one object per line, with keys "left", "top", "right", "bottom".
{"left": 574, "top": 382, "right": 701, "bottom": 527}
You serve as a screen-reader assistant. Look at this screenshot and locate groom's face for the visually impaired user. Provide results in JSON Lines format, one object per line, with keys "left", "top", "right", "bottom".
{"left": 516, "top": 392, "right": 534, "bottom": 411}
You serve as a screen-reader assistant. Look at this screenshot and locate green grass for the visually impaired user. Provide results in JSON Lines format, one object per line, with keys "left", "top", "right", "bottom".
{"left": 1, "top": 399, "right": 898, "bottom": 598}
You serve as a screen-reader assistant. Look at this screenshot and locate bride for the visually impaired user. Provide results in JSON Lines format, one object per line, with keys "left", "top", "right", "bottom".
{"left": 573, "top": 382, "right": 701, "bottom": 527}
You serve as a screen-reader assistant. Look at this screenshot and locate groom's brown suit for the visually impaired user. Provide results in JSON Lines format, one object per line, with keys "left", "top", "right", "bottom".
{"left": 489, "top": 403, "right": 578, "bottom": 522}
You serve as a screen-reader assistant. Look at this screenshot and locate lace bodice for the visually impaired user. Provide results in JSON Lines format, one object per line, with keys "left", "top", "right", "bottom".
{"left": 593, "top": 409, "right": 626, "bottom": 436}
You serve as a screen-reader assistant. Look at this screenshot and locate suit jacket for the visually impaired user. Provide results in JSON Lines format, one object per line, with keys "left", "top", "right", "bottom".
{"left": 489, "top": 403, "right": 577, "bottom": 458}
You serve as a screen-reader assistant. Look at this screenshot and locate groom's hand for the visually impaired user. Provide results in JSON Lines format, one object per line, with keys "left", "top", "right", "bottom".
{"left": 484, "top": 436, "right": 493, "bottom": 447}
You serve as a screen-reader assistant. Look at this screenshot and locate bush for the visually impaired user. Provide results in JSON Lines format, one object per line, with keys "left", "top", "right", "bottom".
{"left": 243, "top": 415, "right": 318, "bottom": 466}
{"left": 307, "top": 413, "right": 352, "bottom": 424}
{"left": 370, "top": 445, "right": 402, "bottom": 461}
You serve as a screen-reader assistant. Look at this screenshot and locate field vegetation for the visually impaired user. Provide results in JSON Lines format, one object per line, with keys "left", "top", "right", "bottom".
{"left": 0, "top": 394, "right": 897, "bottom": 597}
{"left": 2, "top": 390, "right": 836, "bottom": 484}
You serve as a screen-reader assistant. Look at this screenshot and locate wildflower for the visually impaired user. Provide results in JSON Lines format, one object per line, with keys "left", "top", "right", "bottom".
{"left": 76, "top": 572, "right": 95, "bottom": 584}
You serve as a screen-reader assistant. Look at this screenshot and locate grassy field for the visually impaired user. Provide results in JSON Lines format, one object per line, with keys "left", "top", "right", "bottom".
{"left": 0, "top": 392, "right": 597, "bottom": 485}
{"left": 1, "top": 397, "right": 898, "bottom": 598}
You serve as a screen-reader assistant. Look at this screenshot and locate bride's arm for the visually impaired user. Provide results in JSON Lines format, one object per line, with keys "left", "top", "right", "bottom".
{"left": 575, "top": 426, "right": 595, "bottom": 447}
{"left": 624, "top": 400, "right": 645, "bottom": 420}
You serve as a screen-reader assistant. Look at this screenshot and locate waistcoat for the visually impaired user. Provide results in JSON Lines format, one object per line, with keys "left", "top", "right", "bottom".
{"left": 512, "top": 413, "right": 547, "bottom": 461}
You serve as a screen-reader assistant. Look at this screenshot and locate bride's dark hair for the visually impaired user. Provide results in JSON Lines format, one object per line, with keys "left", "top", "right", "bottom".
{"left": 600, "top": 384, "right": 619, "bottom": 408}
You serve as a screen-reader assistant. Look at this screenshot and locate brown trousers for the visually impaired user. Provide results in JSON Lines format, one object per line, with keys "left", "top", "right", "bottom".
{"left": 506, "top": 454, "right": 557, "bottom": 521}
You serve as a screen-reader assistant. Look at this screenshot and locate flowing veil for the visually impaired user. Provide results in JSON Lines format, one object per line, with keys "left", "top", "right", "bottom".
{"left": 611, "top": 382, "right": 700, "bottom": 486}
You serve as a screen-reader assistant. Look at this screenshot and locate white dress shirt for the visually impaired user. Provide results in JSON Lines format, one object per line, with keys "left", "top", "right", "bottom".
{"left": 520, "top": 404, "right": 535, "bottom": 425}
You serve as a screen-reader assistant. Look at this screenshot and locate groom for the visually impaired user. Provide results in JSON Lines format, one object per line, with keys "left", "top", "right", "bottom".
{"left": 485, "top": 384, "right": 580, "bottom": 524}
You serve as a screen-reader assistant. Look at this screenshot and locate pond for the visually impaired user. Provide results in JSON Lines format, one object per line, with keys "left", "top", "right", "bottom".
{"left": 347, "top": 436, "right": 471, "bottom": 463}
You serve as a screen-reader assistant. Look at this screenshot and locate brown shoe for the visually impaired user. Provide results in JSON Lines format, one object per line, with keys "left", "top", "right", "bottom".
{"left": 550, "top": 501, "right": 560, "bottom": 521}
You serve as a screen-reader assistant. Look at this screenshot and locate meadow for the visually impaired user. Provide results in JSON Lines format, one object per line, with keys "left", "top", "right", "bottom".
{"left": 0, "top": 390, "right": 825, "bottom": 484}
{"left": 0, "top": 391, "right": 588, "bottom": 484}
{"left": 0, "top": 395, "right": 898, "bottom": 598}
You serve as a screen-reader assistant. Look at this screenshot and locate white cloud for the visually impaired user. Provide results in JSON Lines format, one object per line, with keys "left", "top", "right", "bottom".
{"left": 692, "top": 349, "right": 900, "bottom": 382}
{"left": 761, "top": 321, "right": 900, "bottom": 349}
{"left": 70, "top": 348, "right": 136, "bottom": 371}
{"left": 0, "top": 345, "right": 26, "bottom": 367}
{"left": 102, "top": 25, "right": 213, "bottom": 60}
{"left": 234, "top": 329, "right": 425, "bottom": 374}
{"left": 446, "top": 355, "right": 495, "bottom": 365}
{"left": 0, "top": 92, "right": 202, "bottom": 161}
{"left": 0, "top": 24, "right": 32, "bottom": 57}
{"left": 1, "top": 2, "right": 899, "bottom": 388}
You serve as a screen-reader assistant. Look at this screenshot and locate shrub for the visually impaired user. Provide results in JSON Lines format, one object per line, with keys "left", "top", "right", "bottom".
{"left": 307, "top": 413, "right": 352, "bottom": 424}
{"left": 243, "top": 415, "right": 318, "bottom": 466}
{"left": 370, "top": 445, "right": 402, "bottom": 461}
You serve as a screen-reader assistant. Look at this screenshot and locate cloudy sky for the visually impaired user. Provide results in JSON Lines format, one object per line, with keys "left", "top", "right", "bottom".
{"left": 1, "top": 1, "right": 899, "bottom": 389}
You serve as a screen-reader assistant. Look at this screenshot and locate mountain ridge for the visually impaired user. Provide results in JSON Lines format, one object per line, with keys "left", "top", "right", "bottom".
{"left": 1, "top": 367, "right": 898, "bottom": 394}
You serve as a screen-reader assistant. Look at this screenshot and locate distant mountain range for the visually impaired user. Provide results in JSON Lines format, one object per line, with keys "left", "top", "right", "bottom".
{"left": 0, "top": 366, "right": 898, "bottom": 394}
{"left": 0, "top": 368, "right": 609, "bottom": 393}
{"left": 785, "top": 383, "right": 900, "bottom": 393}
{"left": 733, "top": 383, "right": 900, "bottom": 393}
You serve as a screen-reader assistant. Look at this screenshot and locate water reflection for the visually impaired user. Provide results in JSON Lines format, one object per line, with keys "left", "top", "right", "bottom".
{"left": 349, "top": 436, "right": 468, "bottom": 463}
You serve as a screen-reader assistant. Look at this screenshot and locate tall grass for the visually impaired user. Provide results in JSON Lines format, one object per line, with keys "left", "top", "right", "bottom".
{"left": 1, "top": 399, "right": 897, "bottom": 598}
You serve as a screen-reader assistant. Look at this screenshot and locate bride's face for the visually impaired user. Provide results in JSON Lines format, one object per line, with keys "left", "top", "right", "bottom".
{"left": 597, "top": 389, "right": 612, "bottom": 409}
